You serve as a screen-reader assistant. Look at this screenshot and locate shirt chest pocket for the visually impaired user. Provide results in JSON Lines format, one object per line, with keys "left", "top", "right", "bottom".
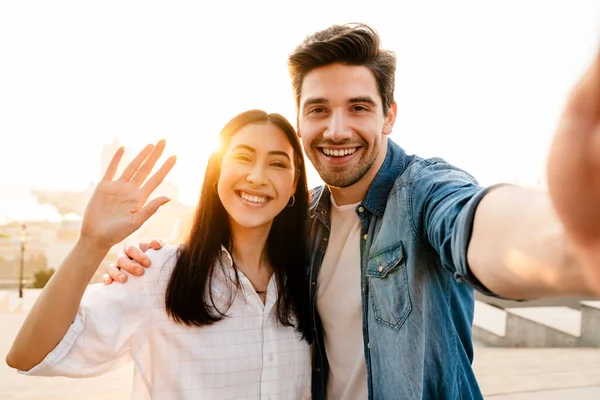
{"left": 365, "top": 242, "right": 412, "bottom": 331}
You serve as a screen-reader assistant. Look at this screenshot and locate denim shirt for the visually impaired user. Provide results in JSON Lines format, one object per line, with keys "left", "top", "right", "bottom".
{"left": 307, "top": 139, "right": 497, "bottom": 400}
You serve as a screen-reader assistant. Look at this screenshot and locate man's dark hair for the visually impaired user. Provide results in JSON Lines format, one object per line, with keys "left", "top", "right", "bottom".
{"left": 288, "top": 23, "right": 397, "bottom": 116}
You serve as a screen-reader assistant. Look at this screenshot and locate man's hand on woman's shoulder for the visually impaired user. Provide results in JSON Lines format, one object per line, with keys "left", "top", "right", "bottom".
{"left": 103, "top": 239, "right": 165, "bottom": 284}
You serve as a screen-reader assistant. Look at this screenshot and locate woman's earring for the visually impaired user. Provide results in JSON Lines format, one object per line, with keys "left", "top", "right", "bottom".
{"left": 287, "top": 195, "right": 295, "bottom": 207}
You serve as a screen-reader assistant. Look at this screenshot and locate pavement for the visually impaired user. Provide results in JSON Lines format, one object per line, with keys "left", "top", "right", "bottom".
{"left": 1, "top": 292, "right": 599, "bottom": 399}
{"left": 0, "top": 314, "right": 132, "bottom": 400}
{"left": 473, "top": 347, "right": 600, "bottom": 399}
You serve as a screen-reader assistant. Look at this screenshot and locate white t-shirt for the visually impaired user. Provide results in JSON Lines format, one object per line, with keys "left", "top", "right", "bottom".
{"left": 21, "top": 244, "right": 311, "bottom": 400}
{"left": 316, "top": 196, "right": 367, "bottom": 399}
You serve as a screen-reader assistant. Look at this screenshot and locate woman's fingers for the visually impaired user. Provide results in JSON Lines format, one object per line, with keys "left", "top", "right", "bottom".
{"left": 131, "top": 139, "right": 167, "bottom": 187}
{"left": 141, "top": 155, "right": 177, "bottom": 197}
{"left": 102, "top": 147, "right": 125, "bottom": 181}
{"left": 133, "top": 196, "right": 171, "bottom": 228}
{"left": 118, "top": 143, "right": 155, "bottom": 182}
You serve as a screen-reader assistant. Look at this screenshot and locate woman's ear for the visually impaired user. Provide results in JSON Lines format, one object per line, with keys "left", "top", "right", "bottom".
{"left": 292, "top": 169, "right": 299, "bottom": 196}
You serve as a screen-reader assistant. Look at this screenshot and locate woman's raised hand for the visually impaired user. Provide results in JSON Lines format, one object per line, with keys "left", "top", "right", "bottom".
{"left": 80, "top": 139, "right": 177, "bottom": 249}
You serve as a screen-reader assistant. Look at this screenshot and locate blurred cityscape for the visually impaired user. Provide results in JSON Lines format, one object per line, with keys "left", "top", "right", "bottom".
{"left": 0, "top": 138, "right": 195, "bottom": 288}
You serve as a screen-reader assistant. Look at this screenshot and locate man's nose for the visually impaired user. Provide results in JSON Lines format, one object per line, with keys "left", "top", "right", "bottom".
{"left": 323, "top": 111, "right": 352, "bottom": 142}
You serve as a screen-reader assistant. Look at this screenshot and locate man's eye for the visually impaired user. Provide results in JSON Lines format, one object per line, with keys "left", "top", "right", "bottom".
{"left": 308, "top": 107, "right": 325, "bottom": 114}
{"left": 352, "top": 105, "right": 368, "bottom": 112}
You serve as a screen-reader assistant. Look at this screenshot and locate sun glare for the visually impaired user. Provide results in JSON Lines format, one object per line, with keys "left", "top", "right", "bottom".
{"left": 1, "top": 2, "right": 599, "bottom": 219}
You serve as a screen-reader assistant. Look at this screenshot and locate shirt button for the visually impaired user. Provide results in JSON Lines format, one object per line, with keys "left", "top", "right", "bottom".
{"left": 378, "top": 266, "right": 383, "bottom": 272}
{"left": 363, "top": 234, "right": 368, "bottom": 240}
{"left": 367, "top": 342, "right": 371, "bottom": 349}
{"left": 316, "top": 368, "right": 321, "bottom": 372}
{"left": 358, "top": 206, "right": 364, "bottom": 212}
{"left": 311, "top": 281, "right": 316, "bottom": 286}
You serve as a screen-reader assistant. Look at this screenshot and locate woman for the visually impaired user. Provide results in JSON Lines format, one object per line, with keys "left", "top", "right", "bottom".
{"left": 6, "top": 110, "right": 312, "bottom": 399}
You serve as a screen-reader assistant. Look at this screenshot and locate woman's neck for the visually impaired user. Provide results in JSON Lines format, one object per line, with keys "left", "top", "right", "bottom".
{"left": 229, "top": 221, "right": 272, "bottom": 274}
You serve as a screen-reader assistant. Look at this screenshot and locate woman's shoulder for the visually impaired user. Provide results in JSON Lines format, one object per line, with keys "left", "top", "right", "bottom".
{"left": 143, "top": 244, "right": 180, "bottom": 281}
{"left": 146, "top": 243, "right": 179, "bottom": 262}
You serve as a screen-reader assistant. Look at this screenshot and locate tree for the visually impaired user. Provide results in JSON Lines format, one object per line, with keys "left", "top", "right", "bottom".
{"left": 33, "top": 268, "right": 55, "bottom": 289}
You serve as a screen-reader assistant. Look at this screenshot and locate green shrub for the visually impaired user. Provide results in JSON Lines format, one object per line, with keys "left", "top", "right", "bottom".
{"left": 33, "top": 268, "right": 55, "bottom": 289}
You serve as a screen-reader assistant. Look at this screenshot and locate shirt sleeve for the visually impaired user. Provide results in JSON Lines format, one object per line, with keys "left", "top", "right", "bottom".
{"left": 19, "top": 267, "right": 150, "bottom": 378}
{"left": 409, "top": 158, "right": 506, "bottom": 297}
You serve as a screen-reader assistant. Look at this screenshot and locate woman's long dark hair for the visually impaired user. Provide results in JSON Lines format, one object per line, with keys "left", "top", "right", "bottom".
{"left": 165, "top": 109, "right": 311, "bottom": 341}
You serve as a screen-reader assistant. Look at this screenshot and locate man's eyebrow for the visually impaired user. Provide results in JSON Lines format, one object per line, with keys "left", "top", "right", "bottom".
{"left": 302, "top": 97, "right": 328, "bottom": 107}
{"left": 348, "top": 96, "right": 377, "bottom": 107}
{"left": 302, "top": 96, "right": 378, "bottom": 107}
{"left": 231, "top": 144, "right": 291, "bottom": 161}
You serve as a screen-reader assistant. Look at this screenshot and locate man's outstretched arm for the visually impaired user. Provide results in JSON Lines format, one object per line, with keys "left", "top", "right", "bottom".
{"left": 467, "top": 185, "right": 590, "bottom": 299}
{"left": 468, "top": 51, "right": 600, "bottom": 299}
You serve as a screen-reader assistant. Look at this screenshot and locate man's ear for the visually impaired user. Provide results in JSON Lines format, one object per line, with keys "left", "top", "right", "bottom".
{"left": 383, "top": 102, "right": 397, "bottom": 136}
{"left": 296, "top": 105, "right": 302, "bottom": 137}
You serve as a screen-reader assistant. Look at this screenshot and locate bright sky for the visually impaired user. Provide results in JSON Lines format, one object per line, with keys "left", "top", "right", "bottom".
{"left": 1, "top": 0, "right": 599, "bottom": 218}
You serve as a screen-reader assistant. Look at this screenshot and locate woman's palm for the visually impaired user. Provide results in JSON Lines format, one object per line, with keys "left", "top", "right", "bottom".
{"left": 81, "top": 140, "right": 176, "bottom": 249}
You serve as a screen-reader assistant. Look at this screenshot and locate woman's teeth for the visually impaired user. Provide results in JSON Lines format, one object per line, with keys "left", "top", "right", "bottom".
{"left": 240, "top": 192, "right": 268, "bottom": 204}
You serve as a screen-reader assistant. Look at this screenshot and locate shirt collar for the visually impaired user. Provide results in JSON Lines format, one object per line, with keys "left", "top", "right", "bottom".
{"left": 219, "top": 245, "right": 234, "bottom": 268}
{"left": 311, "top": 185, "right": 333, "bottom": 227}
{"left": 361, "top": 139, "right": 406, "bottom": 217}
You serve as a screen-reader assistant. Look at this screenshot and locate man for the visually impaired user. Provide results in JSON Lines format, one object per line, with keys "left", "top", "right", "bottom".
{"left": 106, "top": 24, "right": 600, "bottom": 399}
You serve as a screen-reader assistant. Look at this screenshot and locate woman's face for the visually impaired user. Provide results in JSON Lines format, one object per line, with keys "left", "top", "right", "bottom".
{"left": 217, "top": 122, "right": 297, "bottom": 231}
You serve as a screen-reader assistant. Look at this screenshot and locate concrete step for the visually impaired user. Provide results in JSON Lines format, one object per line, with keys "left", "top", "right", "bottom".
{"left": 473, "top": 300, "right": 508, "bottom": 346}
{"left": 504, "top": 306, "right": 581, "bottom": 348}
{"left": 580, "top": 301, "right": 600, "bottom": 347}
{"left": 472, "top": 301, "right": 589, "bottom": 348}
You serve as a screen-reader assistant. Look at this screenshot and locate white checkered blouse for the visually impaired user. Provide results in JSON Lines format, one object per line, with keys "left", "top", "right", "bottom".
{"left": 21, "top": 244, "right": 311, "bottom": 400}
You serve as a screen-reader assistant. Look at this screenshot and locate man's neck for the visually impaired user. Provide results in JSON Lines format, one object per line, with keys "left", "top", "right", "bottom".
{"left": 329, "top": 140, "right": 388, "bottom": 206}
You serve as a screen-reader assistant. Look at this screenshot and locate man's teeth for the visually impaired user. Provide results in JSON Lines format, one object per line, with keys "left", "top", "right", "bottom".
{"left": 322, "top": 148, "right": 357, "bottom": 157}
{"left": 240, "top": 192, "right": 268, "bottom": 204}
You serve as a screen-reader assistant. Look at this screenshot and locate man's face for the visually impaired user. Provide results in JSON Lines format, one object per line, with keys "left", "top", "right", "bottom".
{"left": 297, "top": 63, "right": 395, "bottom": 188}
